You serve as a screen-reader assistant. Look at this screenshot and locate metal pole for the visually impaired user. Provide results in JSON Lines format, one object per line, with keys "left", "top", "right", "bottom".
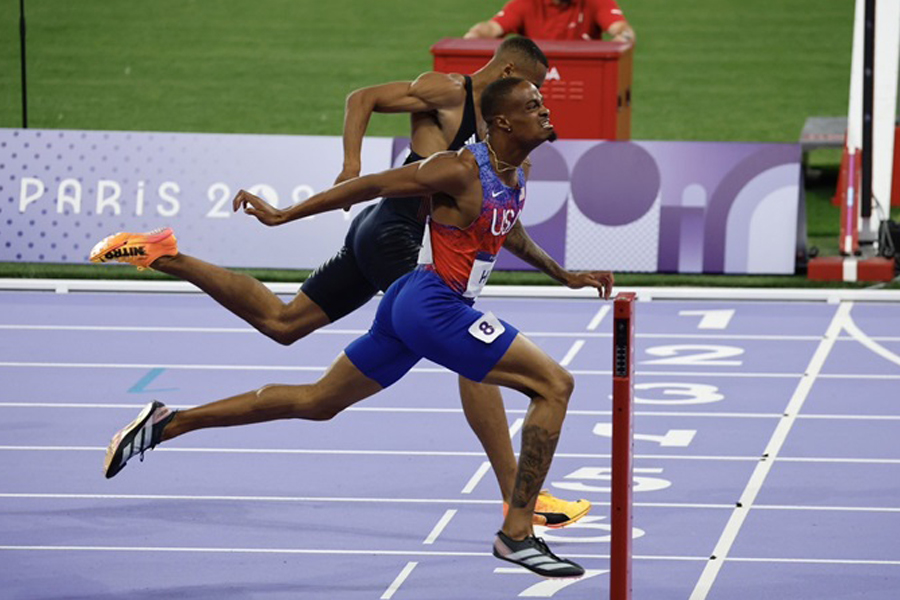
{"left": 861, "top": 0, "right": 875, "bottom": 218}
{"left": 610, "top": 292, "right": 635, "bottom": 600}
{"left": 20, "top": 0, "right": 28, "bottom": 128}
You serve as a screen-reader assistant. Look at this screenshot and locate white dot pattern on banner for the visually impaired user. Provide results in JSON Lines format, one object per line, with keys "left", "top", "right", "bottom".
{"left": 0, "top": 129, "right": 216, "bottom": 263}
{"left": 565, "top": 195, "right": 660, "bottom": 272}
{"left": 2, "top": 129, "right": 373, "bottom": 269}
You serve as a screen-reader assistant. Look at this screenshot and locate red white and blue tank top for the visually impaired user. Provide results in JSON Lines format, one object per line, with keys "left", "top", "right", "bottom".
{"left": 418, "top": 142, "right": 527, "bottom": 299}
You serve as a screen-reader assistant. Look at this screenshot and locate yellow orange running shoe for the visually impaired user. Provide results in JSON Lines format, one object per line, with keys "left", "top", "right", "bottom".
{"left": 503, "top": 490, "right": 592, "bottom": 528}
{"left": 89, "top": 227, "right": 178, "bottom": 271}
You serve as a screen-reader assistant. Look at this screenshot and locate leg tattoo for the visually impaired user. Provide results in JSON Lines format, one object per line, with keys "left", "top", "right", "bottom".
{"left": 511, "top": 425, "right": 560, "bottom": 509}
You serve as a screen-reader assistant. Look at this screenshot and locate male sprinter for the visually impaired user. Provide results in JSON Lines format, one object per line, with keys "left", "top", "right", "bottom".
{"left": 91, "top": 37, "right": 596, "bottom": 528}
{"left": 104, "top": 77, "right": 612, "bottom": 577}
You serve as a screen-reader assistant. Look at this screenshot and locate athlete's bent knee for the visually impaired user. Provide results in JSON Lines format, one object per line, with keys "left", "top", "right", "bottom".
{"left": 269, "top": 325, "right": 306, "bottom": 346}
{"left": 259, "top": 319, "right": 312, "bottom": 346}
{"left": 546, "top": 366, "right": 575, "bottom": 405}
{"left": 283, "top": 394, "right": 344, "bottom": 421}
{"left": 302, "top": 407, "right": 340, "bottom": 421}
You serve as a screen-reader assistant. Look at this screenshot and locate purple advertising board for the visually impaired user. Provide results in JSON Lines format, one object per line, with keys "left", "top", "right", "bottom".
{"left": 493, "top": 139, "right": 803, "bottom": 274}
{"left": 1, "top": 128, "right": 802, "bottom": 274}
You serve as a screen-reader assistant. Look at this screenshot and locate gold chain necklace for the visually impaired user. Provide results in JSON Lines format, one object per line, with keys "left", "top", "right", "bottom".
{"left": 486, "top": 140, "right": 521, "bottom": 174}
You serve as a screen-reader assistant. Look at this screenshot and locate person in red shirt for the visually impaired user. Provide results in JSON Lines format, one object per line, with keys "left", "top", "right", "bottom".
{"left": 465, "top": 0, "right": 635, "bottom": 43}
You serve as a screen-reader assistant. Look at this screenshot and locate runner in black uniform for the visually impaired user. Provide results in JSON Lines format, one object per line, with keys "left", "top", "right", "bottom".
{"left": 90, "top": 37, "right": 596, "bottom": 527}
{"left": 301, "top": 74, "right": 480, "bottom": 317}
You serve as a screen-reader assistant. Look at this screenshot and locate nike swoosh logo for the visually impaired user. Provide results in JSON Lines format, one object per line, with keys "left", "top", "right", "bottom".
{"left": 491, "top": 190, "right": 503, "bottom": 197}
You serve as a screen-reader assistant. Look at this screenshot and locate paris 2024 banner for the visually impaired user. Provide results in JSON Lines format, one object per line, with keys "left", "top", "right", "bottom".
{"left": 1, "top": 128, "right": 802, "bottom": 274}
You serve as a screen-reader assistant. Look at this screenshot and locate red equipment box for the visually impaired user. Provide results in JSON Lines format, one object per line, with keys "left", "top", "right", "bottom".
{"left": 430, "top": 38, "right": 633, "bottom": 140}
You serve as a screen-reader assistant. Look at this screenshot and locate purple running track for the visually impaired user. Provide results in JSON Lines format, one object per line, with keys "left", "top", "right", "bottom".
{"left": 1, "top": 291, "right": 899, "bottom": 599}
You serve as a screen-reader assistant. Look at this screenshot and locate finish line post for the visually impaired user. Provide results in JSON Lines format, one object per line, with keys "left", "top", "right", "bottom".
{"left": 611, "top": 292, "right": 635, "bottom": 600}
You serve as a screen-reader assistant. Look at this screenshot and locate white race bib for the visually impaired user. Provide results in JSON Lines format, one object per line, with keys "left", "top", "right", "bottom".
{"left": 464, "top": 253, "right": 496, "bottom": 299}
{"left": 468, "top": 311, "right": 506, "bottom": 344}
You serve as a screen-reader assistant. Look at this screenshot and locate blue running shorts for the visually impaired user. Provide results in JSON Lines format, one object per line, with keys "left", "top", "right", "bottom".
{"left": 345, "top": 268, "right": 519, "bottom": 388}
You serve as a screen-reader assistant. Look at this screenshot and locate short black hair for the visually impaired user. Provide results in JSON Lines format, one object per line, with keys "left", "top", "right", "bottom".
{"left": 481, "top": 77, "right": 529, "bottom": 122}
{"left": 496, "top": 36, "right": 549, "bottom": 69}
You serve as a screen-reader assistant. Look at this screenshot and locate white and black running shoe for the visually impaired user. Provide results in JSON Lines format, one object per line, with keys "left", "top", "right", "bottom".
{"left": 493, "top": 530, "right": 585, "bottom": 578}
{"left": 103, "top": 401, "right": 175, "bottom": 479}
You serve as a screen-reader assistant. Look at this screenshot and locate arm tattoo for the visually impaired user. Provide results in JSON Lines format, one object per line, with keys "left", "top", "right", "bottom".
{"left": 511, "top": 424, "right": 561, "bottom": 509}
{"left": 503, "top": 222, "right": 569, "bottom": 284}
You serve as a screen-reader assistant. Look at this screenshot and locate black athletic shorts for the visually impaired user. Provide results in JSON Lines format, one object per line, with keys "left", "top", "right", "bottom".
{"left": 300, "top": 201, "right": 425, "bottom": 322}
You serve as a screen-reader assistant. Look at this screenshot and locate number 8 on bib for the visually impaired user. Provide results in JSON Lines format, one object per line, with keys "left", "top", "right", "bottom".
{"left": 468, "top": 311, "right": 506, "bottom": 344}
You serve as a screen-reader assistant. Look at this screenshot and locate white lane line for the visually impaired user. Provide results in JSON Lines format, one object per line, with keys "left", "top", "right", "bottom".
{"left": 507, "top": 417, "right": 524, "bottom": 439}
{"left": 0, "top": 545, "right": 492, "bottom": 557}
{"left": 797, "top": 414, "right": 900, "bottom": 421}
{"left": 0, "top": 324, "right": 602, "bottom": 339}
{"left": 0, "top": 362, "right": 325, "bottom": 371}
{"left": 0, "top": 445, "right": 487, "bottom": 457}
{"left": 0, "top": 362, "right": 817, "bottom": 379}
{"left": 0, "top": 403, "right": 738, "bottom": 418}
{"left": 629, "top": 502, "right": 900, "bottom": 512}
{"left": 0, "top": 492, "right": 497, "bottom": 505}
{"left": 43, "top": 325, "right": 840, "bottom": 342}
{"left": 460, "top": 461, "right": 492, "bottom": 494}
{"left": 0, "top": 404, "right": 884, "bottom": 421}
{"left": 0, "top": 403, "right": 200, "bottom": 410}
{"left": 835, "top": 334, "right": 900, "bottom": 342}
{"left": 0, "top": 403, "right": 782, "bottom": 418}
{"left": 819, "top": 373, "right": 900, "bottom": 380}
{"left": 0, "top": 545, "right": 699, "bottom": 562}
{"left": 7, "top": 403, "right": 900, "bottom": 422}
{"left": 9, "top": 445, "right": 900, "bottom": 463}
{"left": 688, "top": 301, "right": 852, "bottom": 600}
{"left": 638, "top": 333, "right": 818, "bottom": 340}
{"left": 725, "top": 557, "right": 900, "bottom": 566}
{"left": 0, "top": 324, "right": 615, "bottom": 339}
{"left": 841, "top": 311, "right": 900, "bottom": 368}
{"left": 0, "top": 361, "right": 445, "bottom": 373}
{"left": 624, "top": 411, "right": 780, "bottom": 419}
{"left": 0, "top": 493, "right": 726, "bottom": 509}
{"left": 16, "top": 323, "right": 890, "bottom": 341}
{"left": 422, "top": 510, "right": 457, "bottom": 545}
{"left": 560, "top": 340, "right": 585, "bottom": 367}
{"left": 0, "top": 404, "right": 785, "bottom": 420}
{"left": 580, "top": 370, "right": 804, "bottom": 379}
{"left": 587, "top": 305, "right": 611, "bottom": 331}
{"left": 778, "top": 456, "right": 900, "bottom": 464}
{"left": 381, "top": 561, "right": 418, "bottom": 599}
{"left": 0, "top": 324, "right": 367, "bottom": 335}
{"left": 0, "top": 545, "right": 694, "bottom": 562}
{"left": 8, "top": 493, "right": 896, "bottom": 513}
{"left": 753, "top": 504, "right": 900, "bottom": 513}
{"left": 0, "top": 545, "right": 896, "bottom": 566}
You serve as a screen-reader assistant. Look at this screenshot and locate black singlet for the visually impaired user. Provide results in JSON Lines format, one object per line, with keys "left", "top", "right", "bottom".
{"left": 301, "top": 75, "right": 482, "bottom": 319}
